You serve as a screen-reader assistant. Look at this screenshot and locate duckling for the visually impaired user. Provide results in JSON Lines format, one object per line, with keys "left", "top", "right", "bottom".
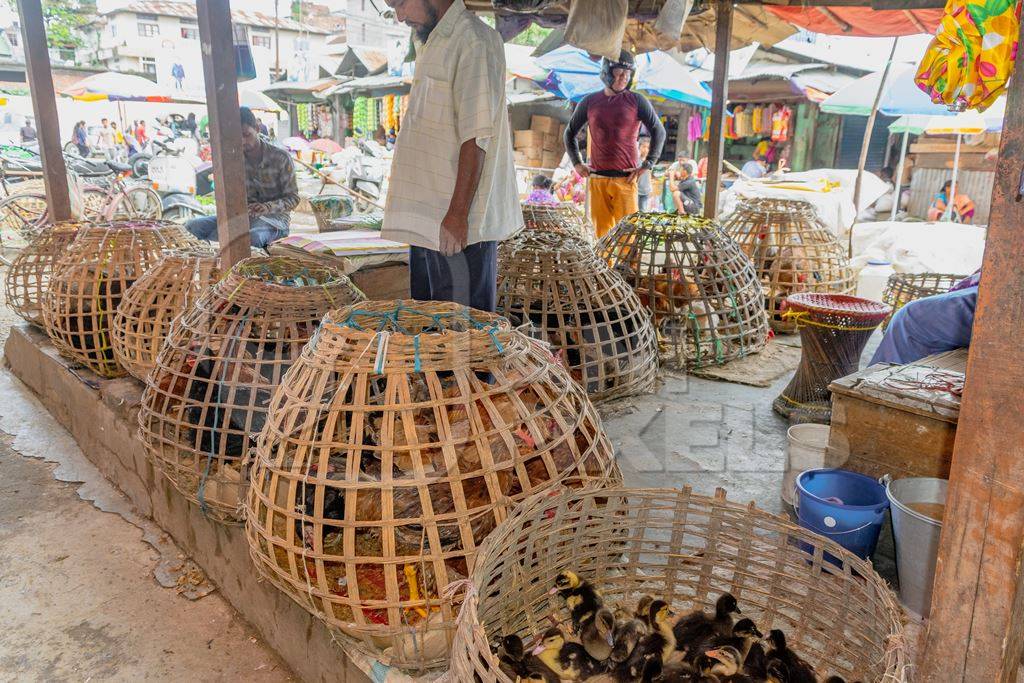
{"left": 560, "top": 640, "right": 605, "bottom": 679}
{"left": 526, "top": 628, "right": 580, "bottom": 682}
{"left": 609, "top": 615, "right": 647, "bottom": 665}
{"left": 765, "top": 660, "right": 788, "bottom": 683}
{"left": 551, "top": 570, "right": 603, "bottom": 632}
{"left": 493, "top": 634, "right": 529, "bottom": 680}
{"left": 765, "top": 630, "right": 816, "bottom": 683}
{"left": 620, "top": 600, "right": 678, "bottom": 681}
{"left": 674, "top": 594, "right": 741, "bottom": 657}
{"left": 742, "top": 642, "right": 768, "bottom": 681}
{"left": 703, "top": 646, "right": 753, "bottom": 681}
{"left": 696, "top": 618, "right": 763, "bottom": 664}
{"left": 635, "top": 594, "right": 656, "bottom": 626}
{"left": 580, "top": 607, "right": 616, "bottom": 661}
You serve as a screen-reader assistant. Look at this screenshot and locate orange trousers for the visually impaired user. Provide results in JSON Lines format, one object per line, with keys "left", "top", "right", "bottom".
{"left": 589, "top": 175, "right": 638, "bottom": 238}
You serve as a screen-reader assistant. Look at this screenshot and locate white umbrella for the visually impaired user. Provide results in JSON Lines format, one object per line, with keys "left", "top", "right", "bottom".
{"left": 238, "top": 88, "right": 281, "bottom": 113}
{"left": 923, "top": 110, "right": 986, "bottom": 222}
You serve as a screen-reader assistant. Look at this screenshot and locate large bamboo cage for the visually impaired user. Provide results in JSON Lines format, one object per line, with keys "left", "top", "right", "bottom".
{"left": 41, "top": 221, "right": 196, "bottom": 377}
{"left": 139, "top": 256, "right": 364, "bottom": 524}
{"left": 111, "top": 245, "right": 223, "bottom": 382}
{"left": 449, "top": 485, "right": 907, "bottom": 683}
{"left": 882, "top": 272, "right": 966, "bottom": 329}
{"left": 496, "top": 231, "right": 658, "bottom": 402}
{"left": 521, "top": 203, "right": 590, "bottom": 240}
{"left": 598, "top": 212, "right": 770, "bottom": 369}
{"left": 244, "top": 300, "right": 620, "bottom": 671}
{"left": 721, "top": 198, "right": 855, "bottom": 333}
{"left": 5, "top": 220, "right": 88, "bottom": 326}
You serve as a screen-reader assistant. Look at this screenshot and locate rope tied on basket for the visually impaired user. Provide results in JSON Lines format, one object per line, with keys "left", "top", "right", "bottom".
{"left": 781, "top": 309, "right": 886, "bottom": 332}
{"left": 335, "top": 302, "right": 509, "bottom": 355}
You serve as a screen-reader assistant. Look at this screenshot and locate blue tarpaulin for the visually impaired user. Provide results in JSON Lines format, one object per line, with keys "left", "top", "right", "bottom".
{"left": 533, "top": 47, "right": 711, "bottom": 107}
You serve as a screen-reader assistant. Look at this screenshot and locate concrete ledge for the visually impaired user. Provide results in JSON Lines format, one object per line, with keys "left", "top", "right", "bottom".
{"left": 4, "top": 324, "right": 371, "bottom": 683}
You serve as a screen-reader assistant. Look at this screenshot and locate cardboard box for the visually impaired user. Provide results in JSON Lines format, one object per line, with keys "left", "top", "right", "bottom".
{"left": 542, "top": 151, "right": 562, "bottom": 169}
{"left": 514, "top": 129, "right": 539, "bottom": 149}
{"left": 543, "top": 133, "right": 561, "bottom": 152}
{"left": 531, "top": 115, "right": 559, "bottom": 136}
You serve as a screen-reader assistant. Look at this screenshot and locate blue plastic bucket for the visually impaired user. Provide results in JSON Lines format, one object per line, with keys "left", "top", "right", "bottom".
{"left": 796, "top": 468, "right": 889, "bottom": 559}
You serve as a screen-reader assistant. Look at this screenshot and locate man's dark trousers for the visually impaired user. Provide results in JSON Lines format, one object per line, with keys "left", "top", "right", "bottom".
{"left": 408, "top": 241, "right": 498, "bottom": 312}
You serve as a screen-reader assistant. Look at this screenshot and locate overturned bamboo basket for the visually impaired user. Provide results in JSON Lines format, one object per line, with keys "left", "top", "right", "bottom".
{"left": 41, "top": 220, "right": 197, "bottom": 377}
{"left": 882, "top": 272, "right": 966, "bottom": 329}
{"left": 521, "top": 203, "right": 591, "bottom": 240}
{"left": 449, "top": 485, "right": 907, "bottom": 682}
{"left": 722, "top": 198, "right": 855, "bottom": 333}
{"left": 598, "top": 212, "right": 769, "bottom": 369}
{"left": 497, "top": 231, "right": 658, "bottom": 402}
{"left": 5, "top": 220, "right": 88, "bottom": 326}
{"left": 245, "top": 300, "right": 620, "bottom": 671}
{"left": 111, "top": 245, "right": 222, "bottom": 381}
{"left": 138, "top": 256, "right": 365, "bottom": 524}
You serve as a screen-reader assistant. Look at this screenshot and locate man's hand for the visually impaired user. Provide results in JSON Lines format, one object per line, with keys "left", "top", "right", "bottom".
{"left": 626, "top": 166, "right": 646, "bottom": 184}
{"left": 248, "top": 203, "right": 267, "bottom": 217}
{"left": 574, "top": 163, "right": 590, "bottom": 178}
{"left": 439, "top": 210, "right": 469, "bottom": 257}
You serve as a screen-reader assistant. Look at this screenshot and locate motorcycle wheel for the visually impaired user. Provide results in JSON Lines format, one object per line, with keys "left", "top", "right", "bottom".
{"left": 110, "top": 186, "right": 162, "bottom": 221}
{"left": 129, "top": 152, "right": 152, "bottom": 178}
{"left": 162, "top": 204, "right": 201, "bottom": 223}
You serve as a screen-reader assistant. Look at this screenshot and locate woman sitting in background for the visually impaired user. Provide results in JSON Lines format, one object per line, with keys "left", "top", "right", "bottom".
{"left": 927, "top": 180, "right": 975, "bottom": 223}
{"left": 526, "top": 174, "right": 559, "bottom": 205}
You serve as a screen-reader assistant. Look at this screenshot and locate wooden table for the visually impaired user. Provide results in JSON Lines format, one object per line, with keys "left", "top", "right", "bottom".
{"left": 827, "top": 348, "right": 966, "bottom": 480}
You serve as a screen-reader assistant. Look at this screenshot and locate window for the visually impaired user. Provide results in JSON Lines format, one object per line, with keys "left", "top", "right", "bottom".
{"left": 8, "top": 26, "right": 17, "bottom": 47}
{"left": 180, "top": 27, "right": 198, "bottom": 39}
{"left": 141, "top": 56, "right": 156, "bottom": 75}
{"left": 360, "top": 24, "right": 366, "bottom": 43}
{"left": 251, "top": 34, "right": 271, "bottom": 49}
{"left": 138, "top": 20, "right": 159, "bottom": 37}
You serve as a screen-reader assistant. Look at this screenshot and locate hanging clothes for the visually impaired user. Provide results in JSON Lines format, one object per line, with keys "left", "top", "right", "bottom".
{"left": 916, "top": 0, "right": 1020, "bottom": 111}
{"left": 771, "top": 106, "right": 791, "bottom": 142}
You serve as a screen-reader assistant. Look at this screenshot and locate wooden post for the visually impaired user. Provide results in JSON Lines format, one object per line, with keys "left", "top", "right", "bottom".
{"left": 17, "top": 0, "right": 71, "bottom": 221}
{"left": 196, "top": 0, "right": 250, "bottom": 266}
{"left": 918, "top": 19, "right": 1024, "bottom": 681}
{"left": 703, "top": 0, "right": 732, "bottom": 220}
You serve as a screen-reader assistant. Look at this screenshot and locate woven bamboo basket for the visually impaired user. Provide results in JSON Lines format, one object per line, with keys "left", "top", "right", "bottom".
{"left": 497, "top": 231, "right": 658, "bottom": 402}
{"left": 522, "top": 203, "right": 591, "bottom": 240}
{"left": 138, "top": 256, "right": 364, "bottom": 524}
{"left": 449, "top": 485, "right": 908, "bottom": 683}
{"left": 722, "top": 198, "right": 855, "bottom": 333}
{"left": 598, "top": 212, "right": 770, "bottom": 369}
{"left": 111, "top": 245, "right": 222, "bottom": 382}
{"left": 5, "top": 220, "right": 88, "bottom": 326}
{"left": 41, "top": 220, "right": 197, "bottom": 377}
{"left": 882, "top": 272, "right": 965, "bottom": 329}
{"left": 244, "top": 300, "right": 620, "bottom": 671}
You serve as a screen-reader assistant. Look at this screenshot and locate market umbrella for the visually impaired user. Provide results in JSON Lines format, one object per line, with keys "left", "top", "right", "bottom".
{"left": 309, "top": 138, "right": 342, "bottom": 154}
{"left": 923, "top": 109, "right": 986, "bottom": 222}
{"left": 238, "top": 87, "right": 281, "bottom": 113}
{"left": 533, "top": 46, "right": 711, "bottom": 107}
{"left": 820, "top": 63, "right": 949, "bottom": 117}
{"left": 885, "top": 115, "right": 929, "bottom": 220}
{"left": 61, "top": 71, "right": 203, "bottom": 103}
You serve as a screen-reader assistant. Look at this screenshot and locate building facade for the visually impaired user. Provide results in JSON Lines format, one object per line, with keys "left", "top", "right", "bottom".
{"left": 81, "top": 1, "right": 330, "bottom": 87}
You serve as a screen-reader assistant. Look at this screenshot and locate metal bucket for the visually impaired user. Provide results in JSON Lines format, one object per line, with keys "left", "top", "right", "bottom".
{"left": 885, "top": 477, "right": 948, "bottom": 617}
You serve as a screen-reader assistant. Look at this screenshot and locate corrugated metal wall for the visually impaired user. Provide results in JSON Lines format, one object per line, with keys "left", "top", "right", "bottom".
{"left": 908, "top": 168, "right": 994, "bottom": 224}
{"left": 836, "top": 115, "right": 896, "bottom": 170}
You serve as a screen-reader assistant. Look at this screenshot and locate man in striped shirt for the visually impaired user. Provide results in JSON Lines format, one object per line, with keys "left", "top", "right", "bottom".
{"left": 382, "top": 0, "right": 523, "bottom": 312}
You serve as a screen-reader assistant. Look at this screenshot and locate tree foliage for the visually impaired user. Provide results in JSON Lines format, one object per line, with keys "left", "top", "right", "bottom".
{"left": 6, "top": 0, "right": 96, "bottom": 49}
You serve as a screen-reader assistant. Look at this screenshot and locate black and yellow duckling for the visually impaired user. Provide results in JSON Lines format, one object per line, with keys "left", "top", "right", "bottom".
{"left": 580, "top": 607, "right": 616, "bottom": 662}
{"left": 552, "top": 570, "right": 604, "bottom": 632}
{"left": 697, "top": 618, "right": 763, "bottom": 664}
{"left": 526, "top": 628, "right": 581, "bottom": 682}
{"left": 765, "top": 630, "right": 816, "bottom": 683}
{"left": 618, "top": 599, "right": 677, "bottom": 682}
{"left": 635, "top": 594, "right": 656, "bottom": 627}
{"left": 493, "top": 634, "right": 529, "bottom": 680}
{"left": 703, "top": 646, "right": 753, "bottom": 682}
{"left": 609, "top": 615, "right": 647, "bottom": 665}
{"left": 741, "top": 642, "right": 768, "bottom": 681}
{"left": 674, "top": 594, "right": 741, "bottom": 658}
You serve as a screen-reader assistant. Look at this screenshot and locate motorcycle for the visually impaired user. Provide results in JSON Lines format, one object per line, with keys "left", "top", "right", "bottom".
{"left": 149, "top": 152, "right": 209, "bottom": 223}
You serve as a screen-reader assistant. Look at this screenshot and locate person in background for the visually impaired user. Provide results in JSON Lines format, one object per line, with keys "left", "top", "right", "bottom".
{"left": 185, "top": 107, "right": 298, "bottom": 248}
{"left": 258, "top": 118, "right": 270, "bottom": 137}
{"left": 927, "top": 179, "right": 975, "bottom": 223}
{"left": 183, "top": 113, "right": 198, "bottom": 139}
{"left": 96, "top": 118, "right": 115, "bottom": 159}
{"left": 636, "top": 134, "right": 652, "bottom": 211}
{"left": 672, "top": 160, "right": 703, "bottom": 215}
{"left": 110, "top": 122, "right": 126, "bottom": 161}
{"left": 526, "top": 174, "right": 558, "bottom": 205}
{"left": 871, "top": 271, "right": 980, "bottom": 365}
{"left": 383, "top": 0, "right": 522, "bottom": 312}
{"left": 740, "top": 149, "right": 768, "bottom": 179}
{"left": 72, "top": 121, "right": 89, "bottom": 156}
{"left": 564, "top": 49, "right": 665, "bottom": 238}
{"left": 20, "top": 118, "right": 36, "bottom": 143}
{"left": 135, "top": 120, "right": 148, "bottom": 148}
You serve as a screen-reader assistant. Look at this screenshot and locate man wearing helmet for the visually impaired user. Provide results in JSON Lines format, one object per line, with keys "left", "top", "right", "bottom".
{"left": 563, "top": 49, "right": 666, "bottom": 237}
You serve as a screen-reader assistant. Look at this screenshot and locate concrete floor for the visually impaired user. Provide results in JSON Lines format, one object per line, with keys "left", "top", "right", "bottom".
{"left": 0, "top": 247, "right": 900, "bottom": 680}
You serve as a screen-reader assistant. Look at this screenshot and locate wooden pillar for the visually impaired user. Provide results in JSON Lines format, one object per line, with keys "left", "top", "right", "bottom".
{"left": 196, "top": 0, "right": 250, "bottom": 266}
{"left": 919, "top": 19, "right": 1024, "bottom": 681}
{"left": 703, "top": 0, "right": 732, "bottom": 220}
{"left": 17, "top": 0, "right": 71, "bottom": 221}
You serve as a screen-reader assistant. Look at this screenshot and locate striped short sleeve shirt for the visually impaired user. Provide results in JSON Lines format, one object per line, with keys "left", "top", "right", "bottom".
{"left": 381, "top": 0, "right": 524, "bottom": 250}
